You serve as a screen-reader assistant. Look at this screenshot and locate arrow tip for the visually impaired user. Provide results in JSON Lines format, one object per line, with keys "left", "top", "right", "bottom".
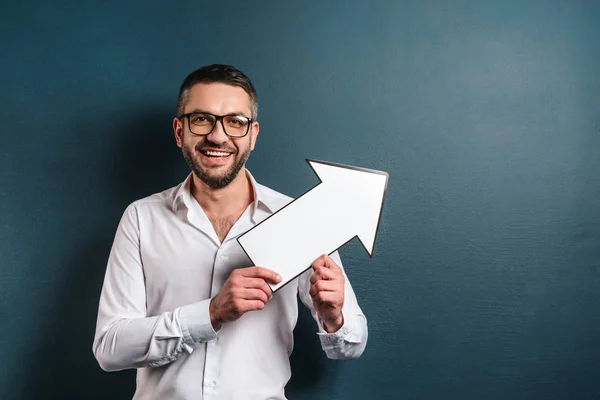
{"left": 307, "top": 159, "right": 388, "bottom": 257}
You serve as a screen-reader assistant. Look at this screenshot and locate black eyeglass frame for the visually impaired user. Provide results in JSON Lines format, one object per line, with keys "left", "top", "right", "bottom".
{"left": 177, "top": 112, "right": 254, "bottom": 138}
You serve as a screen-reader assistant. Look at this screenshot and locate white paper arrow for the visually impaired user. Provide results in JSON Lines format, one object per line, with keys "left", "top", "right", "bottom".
{"left": 237, "top": 159, "right": 388, "bottom": 292}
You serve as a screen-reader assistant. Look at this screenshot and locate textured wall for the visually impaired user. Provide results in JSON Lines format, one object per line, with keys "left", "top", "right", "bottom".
{"left": 2, "top": 1, "right": 600, "bottom": 399}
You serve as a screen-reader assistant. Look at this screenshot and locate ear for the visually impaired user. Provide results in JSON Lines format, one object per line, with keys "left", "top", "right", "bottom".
{"left": 173, "top": 117, "right": 183, "bottom": 148}
{"left": 250, "top": 120, "right": 259, "bottom": 151}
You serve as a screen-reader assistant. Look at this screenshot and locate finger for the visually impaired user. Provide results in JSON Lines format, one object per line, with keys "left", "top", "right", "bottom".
{"left": 312, "top": 290, "right": 343, "bottom": 305}
{"left": 242, "top": 266, "right": 282, "bottom": 284}
{"left": 311, "top": 254, "right": 328, "bottom": 269}
{"left": 321, "top": 254, "right": 342, "bottom": 271}
{"left": 309, "top": 280, "right": 338, "bottom": 296}
{"left": 310, "top": 266, "right": 341, "bottom": 284}
{"left": 239, "top": 277, "right": 274, "bottom": 299}
{"left": 312, "top": 254, "right": 342, "bottom": 272}
{"left": 240, "top": 288, "right": 269, "bottom": 303}
{"left": 238, "top": 299, "right": 266, "bottom": 313}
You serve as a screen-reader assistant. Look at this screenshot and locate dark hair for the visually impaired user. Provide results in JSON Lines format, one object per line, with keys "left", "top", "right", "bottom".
{"left": 177, "top": 64, "right": 258, "bottom": 119}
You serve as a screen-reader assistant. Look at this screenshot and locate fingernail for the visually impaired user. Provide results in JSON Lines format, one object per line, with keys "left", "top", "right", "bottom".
{"left": 277, "top": 274, "right": 282, "bottom": 282}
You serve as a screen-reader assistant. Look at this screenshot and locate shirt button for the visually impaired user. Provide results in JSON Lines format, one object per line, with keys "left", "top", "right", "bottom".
{"left": 206, "top": 380, "right": 216, "bottom": 388}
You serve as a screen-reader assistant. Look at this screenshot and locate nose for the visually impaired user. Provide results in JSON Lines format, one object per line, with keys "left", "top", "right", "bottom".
{"left": 206, "top": 118, "right": 229, "bottom": 144}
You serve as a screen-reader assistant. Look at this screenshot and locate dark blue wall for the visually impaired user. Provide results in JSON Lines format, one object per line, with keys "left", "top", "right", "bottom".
{"left": 2, "top": 1, "right": 600, "bottom": 399}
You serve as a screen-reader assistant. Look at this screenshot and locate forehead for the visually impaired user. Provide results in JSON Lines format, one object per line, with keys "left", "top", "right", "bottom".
{"left": 184, "top": 82, "right": 252, "bottom": 115}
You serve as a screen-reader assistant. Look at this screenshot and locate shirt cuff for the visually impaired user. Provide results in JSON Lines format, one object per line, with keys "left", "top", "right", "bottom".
{"left": 178, "top": 299, "right": 219, "bottom": 346}
{"left": 317, "top": 312, "right": 362, "bottom": 346}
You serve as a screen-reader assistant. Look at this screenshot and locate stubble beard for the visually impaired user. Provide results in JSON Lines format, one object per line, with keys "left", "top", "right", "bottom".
{"left": 182, "top": 138, "right": 252, "bottom": 190}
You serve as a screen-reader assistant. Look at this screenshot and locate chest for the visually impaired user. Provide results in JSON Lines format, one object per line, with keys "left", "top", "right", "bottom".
{"left": 208, "top": 214, "right": 240, "bottom": 243}
{"left": 139, "top": 223, "right": 254, "bottom": 313}
{"left": 206, "top": 203, "right": 251, "bottom": 243}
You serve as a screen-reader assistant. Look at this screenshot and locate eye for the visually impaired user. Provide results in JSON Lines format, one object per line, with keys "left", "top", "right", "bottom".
{"left": 225, "top": 116, "right": 248, "bottom": 127}
{"left": 190, "top": 113, "right": 213, "bottom": 125}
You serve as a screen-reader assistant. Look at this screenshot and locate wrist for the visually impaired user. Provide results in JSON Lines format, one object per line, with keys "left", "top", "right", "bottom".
{"left": 323, "top": 313, "right": 344, "bottom": 333}
{"left": 209, "top": 298, "right": 222, "bottom": 331}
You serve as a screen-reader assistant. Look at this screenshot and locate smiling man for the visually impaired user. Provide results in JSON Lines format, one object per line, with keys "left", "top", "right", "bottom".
{"left": 93, "top": 64, "right": 368, "bottom": 400}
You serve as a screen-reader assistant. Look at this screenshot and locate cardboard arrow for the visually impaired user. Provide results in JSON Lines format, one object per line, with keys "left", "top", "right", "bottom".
{"left": 237, "top": 159, "right": 389, "bottom": 292}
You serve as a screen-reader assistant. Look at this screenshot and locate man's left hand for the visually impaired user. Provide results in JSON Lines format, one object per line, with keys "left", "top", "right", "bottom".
{"left": 309, "top": 254, "right": 345, "bottom": 333}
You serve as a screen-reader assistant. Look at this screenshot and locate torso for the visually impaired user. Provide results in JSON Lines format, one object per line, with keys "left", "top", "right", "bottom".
{"left": 207, "top": 206, "right": 249, "bottom": 243}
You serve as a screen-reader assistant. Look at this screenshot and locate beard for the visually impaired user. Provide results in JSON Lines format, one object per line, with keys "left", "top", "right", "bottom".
{"left": 182, "top": 138, "right": 252, "bottom": 189}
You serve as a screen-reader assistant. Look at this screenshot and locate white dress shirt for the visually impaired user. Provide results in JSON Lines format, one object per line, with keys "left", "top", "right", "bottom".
{"left": 93, "top": 170, "right": 368, "bottom": 400}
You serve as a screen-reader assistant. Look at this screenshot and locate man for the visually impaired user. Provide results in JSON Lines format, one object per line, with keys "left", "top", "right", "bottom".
{"left": 93, "top": 64, "right": 368, "bottom": 400}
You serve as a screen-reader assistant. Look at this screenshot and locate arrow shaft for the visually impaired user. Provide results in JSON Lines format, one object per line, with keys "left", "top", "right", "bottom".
{"left": 237, "top": 159, "right": 388, "bottom": 292}
{"left": 238, "top": 183, "right": 355, "bottom": 289}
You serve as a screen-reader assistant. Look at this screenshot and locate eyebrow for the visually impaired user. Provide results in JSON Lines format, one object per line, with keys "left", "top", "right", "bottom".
{"left": 186, "top": 109, "right": 251, "bottom": 118}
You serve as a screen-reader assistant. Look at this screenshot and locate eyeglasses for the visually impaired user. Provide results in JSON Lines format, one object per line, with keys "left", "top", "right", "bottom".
{"left": 178, "top": 112, "right": 254, "bottom": 138}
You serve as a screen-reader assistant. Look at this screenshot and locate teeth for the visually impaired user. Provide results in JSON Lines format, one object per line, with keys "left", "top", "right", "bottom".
{"left": 204, "top": 150, "right": 231, "bottom": 157}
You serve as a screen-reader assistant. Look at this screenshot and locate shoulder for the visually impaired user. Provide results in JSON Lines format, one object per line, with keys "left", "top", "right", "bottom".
{"left": 125, "top": 182, "right": 182, "bottom": 215}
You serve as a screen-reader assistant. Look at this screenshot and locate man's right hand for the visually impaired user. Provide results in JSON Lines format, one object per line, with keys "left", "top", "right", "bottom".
{"left": 209, "top": 266, "right": 282, "bottom": 330}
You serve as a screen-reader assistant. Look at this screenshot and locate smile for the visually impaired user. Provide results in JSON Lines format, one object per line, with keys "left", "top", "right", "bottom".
{"left": 200, "top": 150, "right": 233, "bottom": 157}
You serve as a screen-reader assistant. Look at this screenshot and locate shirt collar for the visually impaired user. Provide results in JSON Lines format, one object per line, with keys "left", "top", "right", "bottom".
{"left": 171, "top": 170, "right": 277, "bottom": 215}
{"left": 246, "top": 169, "right": 277, "bottom": 215}
{"left": 171, "top": 174, "right": 192, "bottom": 212}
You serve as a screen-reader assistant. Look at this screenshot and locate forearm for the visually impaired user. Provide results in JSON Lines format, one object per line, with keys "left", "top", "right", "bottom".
{"left": 93, "top": 300, "right": 216, "bottom": 371}
{"left": 298, "top": 252, "right": 369, "bottom": 360}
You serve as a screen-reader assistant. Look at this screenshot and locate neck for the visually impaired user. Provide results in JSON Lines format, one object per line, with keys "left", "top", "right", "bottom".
{"left": 190, "top": 169, "right": 254, "bottom": 218}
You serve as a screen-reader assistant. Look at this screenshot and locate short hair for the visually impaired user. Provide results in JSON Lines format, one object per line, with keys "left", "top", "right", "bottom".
{"left": 177, "top": 64, "right": 258, "bottom": 119}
